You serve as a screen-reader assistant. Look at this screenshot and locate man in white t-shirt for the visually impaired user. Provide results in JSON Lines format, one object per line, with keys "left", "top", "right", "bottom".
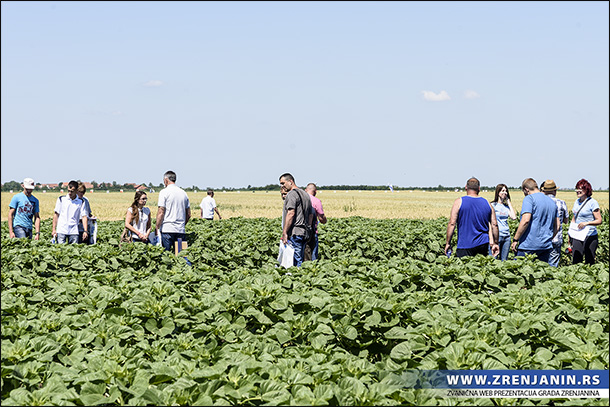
{"left": 156, "top": 170, "right": 191, "bottom": 251}
{"left": 52, "top": 180, "right": 89, "bottom": 244}
{"left": 200, "top": 189, "right": 222, "bottom": 220}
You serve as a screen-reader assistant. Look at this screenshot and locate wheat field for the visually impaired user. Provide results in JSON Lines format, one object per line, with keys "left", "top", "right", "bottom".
{"left": 2, "top": 189, "right": 608, "bottom": 222}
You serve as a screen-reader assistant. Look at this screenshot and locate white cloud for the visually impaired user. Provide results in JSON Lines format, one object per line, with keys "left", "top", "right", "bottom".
{"left": 464, "top": 90, "right": 480, "bottom": 99}
{"left": 143, "top": 80, "right": 164, "bottom": 87}
{"left": 421, "top": 90, "right": 451, "bottom": 102}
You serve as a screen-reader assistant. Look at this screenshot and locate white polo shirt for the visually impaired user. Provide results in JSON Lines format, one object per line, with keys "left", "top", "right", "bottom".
{"left": 200, "top": 196, "right": 217, "bottom": 219}
{"left": 158, "top": 184, "right": 190, "bottom": 233}
{"left": 54, "top": 195, "right": 86, "bottom": 235}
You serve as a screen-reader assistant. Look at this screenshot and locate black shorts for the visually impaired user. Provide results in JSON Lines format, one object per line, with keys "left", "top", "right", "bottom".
{"left": 456, "top": 243, "right": 489, "bottom": 258}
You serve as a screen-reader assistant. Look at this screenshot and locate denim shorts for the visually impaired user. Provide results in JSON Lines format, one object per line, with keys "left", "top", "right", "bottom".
{"left": 13, "top": 226, "right": 32, "bottom": 239}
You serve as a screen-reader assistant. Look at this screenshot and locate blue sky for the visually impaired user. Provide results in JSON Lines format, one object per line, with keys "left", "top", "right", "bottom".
{"left": 2, "top": 1, "right": 608, "bottom": 189}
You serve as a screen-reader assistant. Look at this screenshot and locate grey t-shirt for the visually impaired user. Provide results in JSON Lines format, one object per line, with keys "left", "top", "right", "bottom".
{"left": 283, "top": 188, "right": 313, "bottom": 237}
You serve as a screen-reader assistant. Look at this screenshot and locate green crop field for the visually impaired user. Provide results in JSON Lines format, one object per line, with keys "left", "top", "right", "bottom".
{"left": 1, "top": 213, "right": 608, "bottom": 405}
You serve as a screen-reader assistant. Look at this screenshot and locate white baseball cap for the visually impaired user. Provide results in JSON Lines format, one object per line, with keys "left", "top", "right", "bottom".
{"left": 23, "top": 178, "right": 35, "bottom": 189}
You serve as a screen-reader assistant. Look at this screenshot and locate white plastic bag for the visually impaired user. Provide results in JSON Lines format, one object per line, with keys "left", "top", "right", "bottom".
{"left": 278, "top": 241, "right": 295, "bottom": 268}
{"left": 156, "top": 230, "right": 162, "bottom": 247}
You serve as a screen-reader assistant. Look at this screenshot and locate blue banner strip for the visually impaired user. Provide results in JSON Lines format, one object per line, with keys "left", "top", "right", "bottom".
{"left": 400, "top": 370, "right": 609, "bottom": 389}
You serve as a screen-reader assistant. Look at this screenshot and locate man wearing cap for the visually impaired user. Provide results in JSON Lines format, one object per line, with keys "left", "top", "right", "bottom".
{"left": 8, "top": 178, "right": 41, "bottom": 240}
{"left": 541, "top": 179, "right": 569, "bottom": 267}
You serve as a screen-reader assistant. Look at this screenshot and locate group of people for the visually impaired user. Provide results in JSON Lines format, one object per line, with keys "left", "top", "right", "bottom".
{"left": 279, "top": 173, "right": 327, "bottom": 267}
{"left": 7, "top": 171, "right": 220, "bottom": 253}
{"left": 7, "top": 173, "right": 603, "bottom": 266}
{"left": 444, "top": 177, "right": 602, "bottom": 266}
{"left": 8, "top": 179, "right": 95, "bottom": 244}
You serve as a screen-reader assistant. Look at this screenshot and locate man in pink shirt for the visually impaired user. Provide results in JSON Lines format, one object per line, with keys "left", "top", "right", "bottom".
{"left": 305, "top": 183, "right": 327, "bottom": 260}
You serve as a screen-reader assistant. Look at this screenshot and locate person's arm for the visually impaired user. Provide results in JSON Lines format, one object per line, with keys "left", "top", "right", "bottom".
{"left": 215, "top": 207, "right": 222, "bottom": 219}
{"left": 282, "top": 209, "right": 295, "bottom": 244}
{"left": 307, "top": 208, "right": 314, "bottom": 232}
{"left": 489, "top": 204, "right": 500, "bottom": 257}
{"left": 506, "top": 199, "right": 517, "bottom": 220}
{"left": 316, "top": 202, "right": 327, "bottom": 224}
{"left": 578, "top": 208, "right": 602, "bottom": 229}
{"left": 8, "top": 208, "right": 16, "bottom": 238}
{"left": 318, "top": 212, "right": 327, "bottom": 224}
{"left": 552, "top": 216, "right": 560, "bottom": 240}
{"left": 145, "top": 211, "right": 152, "bottom": 240}
{"left": 52, "top": 212, "right": 59, "bottom": 238}
{"left": 81, "top": 215, "right": 89, "bottom": 239}
{"left": 185, "top": 207, "right": 191, "bottom": 224}
{"left": 444, "top": 198, "right": 461, "bottom": 255}
{"left": 33, "top": 213, "right": 41, "bottom": 240}
{"left": 200, "top": 207, "right": 204, "bottom": 219}
{"left": 156, "top": 207, "right": 165, "bottom": 234}
{"left": 510, "top": 213, "right": 532, "bottom": 252}
{"left": 125, "top": 209, "right": 144, "bottom": 240}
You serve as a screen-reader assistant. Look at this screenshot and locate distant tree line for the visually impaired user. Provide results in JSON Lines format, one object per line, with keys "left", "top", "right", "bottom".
{"left": 2, "top": 180, "right": 607, "bottom": 193}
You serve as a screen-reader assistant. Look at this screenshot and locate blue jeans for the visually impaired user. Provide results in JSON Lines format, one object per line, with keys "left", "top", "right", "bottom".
{"left": 311, "top": 234, "right": 319, "bottom": 261}
{"left": 134, "top": 233, "right": 157, "bottom": 245}
{"left": 161, "top": 232, "right": 186, "bottom": 252}
{"left": 13, "top": 226, "right": 32, "bottom": 239}
{"left": 548, "top": 242, "right": 562, "bottom": 267}
{"left": 490, "top": 235, "right": 510, "bottom": 261}
{"left": 516, "top": 248, "right": 552, "bottom": 264}
{"left": 288, "top": 234, "right": 307, "bottom": 267}
{"left": 57, "top": 234, "right": 79, "bottom": 244}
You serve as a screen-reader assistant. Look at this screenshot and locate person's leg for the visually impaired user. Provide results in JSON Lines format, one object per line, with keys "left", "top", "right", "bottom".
{"left": 13, "top": 226, "right": 32, "bottom": 239}
{"left": 161, "top": 233, "right": 173, "bottom": 251}
{"left": 57, "top": 233, "right": 67, "bottom": 244}
{"left": 289, "top": 235, "right": 306, "bottom": 267}
{"left": 312, "top": 234, "right": 319, "bottom": 261}
{"left": 548, "top": 242, "right": 562, "bottom": 267}
{"left": 455, "top": 248, "right": 470, "bottom": 258}
{"left": 534, "top": 249, "right": 551, "bottom": 264}
{"left": 475, "top": 243, "right": 489, "bottom": 256}
{"left": 515, "top": 250, "right": 527, "bottom": 258}
{"left": 499, "top": 236, "right": 511, "bottom": 261}
{"left": 67, "top": 234, "right": 79, "bottom": 244}
{"left": 583, "top": 235, "right": 599, "bottom": 265}
{"left": 572, "top": 239, "right": 585, "bottom": 264}
{"left": 303, "top": 238, "right": 312, "bottom": 261}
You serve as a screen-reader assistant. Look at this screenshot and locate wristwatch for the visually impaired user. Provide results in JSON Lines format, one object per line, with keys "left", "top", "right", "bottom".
{"left": 512, "top": 238, "right": 519, "bottom": 242}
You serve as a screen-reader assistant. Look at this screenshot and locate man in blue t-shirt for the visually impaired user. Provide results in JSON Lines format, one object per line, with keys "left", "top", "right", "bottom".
{"left": 8, "top": 177, "right": 41, "bottom": 240}
{"left": 511, "top": 178, "right": 560, "bottom": 265}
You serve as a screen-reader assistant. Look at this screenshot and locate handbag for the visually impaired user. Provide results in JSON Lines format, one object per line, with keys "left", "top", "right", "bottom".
{"left": 119, "top": 227, "right": 133, "bottom": 245}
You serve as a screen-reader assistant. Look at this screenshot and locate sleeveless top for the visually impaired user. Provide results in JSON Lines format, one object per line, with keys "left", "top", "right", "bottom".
{"left": 457, "top": 196, "right": 491, "bottom": 249}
